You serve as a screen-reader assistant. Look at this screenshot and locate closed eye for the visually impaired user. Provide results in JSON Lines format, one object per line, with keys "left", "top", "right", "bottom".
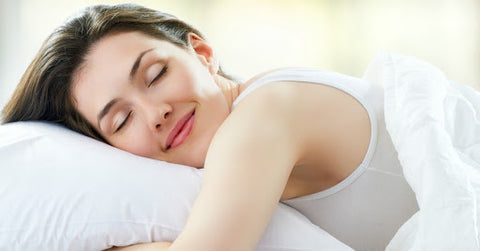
{"left": 148, "top": 66, "right": 168, "bottom": 87}
{"left": 114, "top": 111, "right": 132, "bottom": 133}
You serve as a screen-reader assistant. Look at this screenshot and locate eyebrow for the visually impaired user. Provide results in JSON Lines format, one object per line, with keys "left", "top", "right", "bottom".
{"left": 130, "top": 48, "right": 155, "bottom": 81}
{"left": 97, "top": 48, "right": 155, "bottom": 130}
{"left": 97, "top": 98, "right": 119, "bottom": 130}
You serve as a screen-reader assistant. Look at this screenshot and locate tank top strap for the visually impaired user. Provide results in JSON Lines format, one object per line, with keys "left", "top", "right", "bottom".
{"left": 233, "top": 68, "right": 329, "bottom": 109}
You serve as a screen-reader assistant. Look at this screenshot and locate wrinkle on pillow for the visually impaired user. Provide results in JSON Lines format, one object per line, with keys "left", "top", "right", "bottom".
{"left": 0, "top": 121, "right": 351, "bottom": 250}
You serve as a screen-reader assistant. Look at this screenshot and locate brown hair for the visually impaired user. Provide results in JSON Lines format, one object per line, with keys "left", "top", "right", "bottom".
{"left": 1, "top": 4, "right": 231, "bottom": 142}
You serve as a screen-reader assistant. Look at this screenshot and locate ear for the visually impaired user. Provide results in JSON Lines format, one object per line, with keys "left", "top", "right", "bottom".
{"left": 187, "top": 33, "right": 219, "bottom": 75}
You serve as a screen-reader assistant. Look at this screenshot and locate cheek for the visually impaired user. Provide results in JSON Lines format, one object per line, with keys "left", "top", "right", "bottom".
{"left": 124, "top": 140, "right": 155, "bottom": 158}
{"left": 113, "top": 129, "right": 156, "bottom": 159}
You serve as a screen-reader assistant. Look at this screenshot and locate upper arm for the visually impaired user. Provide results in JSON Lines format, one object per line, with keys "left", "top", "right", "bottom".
{"left": 169, "top": 84, "right": 304, "bottom": 251}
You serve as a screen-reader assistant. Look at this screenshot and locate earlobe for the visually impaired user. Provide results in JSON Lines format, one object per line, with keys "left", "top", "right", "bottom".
{"left": 187, "top": 33, "right": 219, "bottom": 75}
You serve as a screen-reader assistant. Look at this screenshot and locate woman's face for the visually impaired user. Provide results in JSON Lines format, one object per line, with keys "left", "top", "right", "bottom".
{"left": 73, "top": 31, "right": 230, "bottom": 168}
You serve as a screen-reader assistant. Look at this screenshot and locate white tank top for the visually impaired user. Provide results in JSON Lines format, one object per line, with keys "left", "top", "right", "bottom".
{"left": 232, "top": 68, "right": 419, "bottom": 251}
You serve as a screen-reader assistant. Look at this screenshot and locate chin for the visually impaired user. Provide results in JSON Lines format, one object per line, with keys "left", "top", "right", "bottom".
{"left": 186, "top": 155, "right": 206, "bottom": 169}
{"left": 186, "top": 147, "right": 207, "bottom": 168}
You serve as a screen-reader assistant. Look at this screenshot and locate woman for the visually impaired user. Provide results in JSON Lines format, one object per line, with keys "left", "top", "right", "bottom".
{"left": 2, "top": 4, "right": 418, "bottom": 250}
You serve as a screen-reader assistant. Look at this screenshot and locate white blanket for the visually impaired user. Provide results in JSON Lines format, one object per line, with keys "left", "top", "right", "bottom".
{"left": 366, "top": 53, "right": 480, "bottom": 250}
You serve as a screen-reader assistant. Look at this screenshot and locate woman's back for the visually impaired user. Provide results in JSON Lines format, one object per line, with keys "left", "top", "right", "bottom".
{"left": 234, "top": 68, "right": 419, "bottom": 250}
{"left": 237, "top": 68, "right": 371, "bottom": 199}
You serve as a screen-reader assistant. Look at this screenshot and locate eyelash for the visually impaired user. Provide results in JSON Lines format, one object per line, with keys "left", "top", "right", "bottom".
{"left": 113, "top": 65, "right": 167, "bottom": 133}
{"left": 114, "top": 110, "right": 132, "bottom": 133}
{"left": 147, "top": 65, "right": 168, "bottom": 87}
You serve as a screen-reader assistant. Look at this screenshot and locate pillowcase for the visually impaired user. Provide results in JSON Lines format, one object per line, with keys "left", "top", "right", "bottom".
{"left": 0, "top": 121, "right": 351, "bottom": 250}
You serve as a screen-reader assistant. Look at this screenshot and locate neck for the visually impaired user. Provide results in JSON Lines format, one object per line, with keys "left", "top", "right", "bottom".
{"left": 214, "top": 75, "right": 243, "bottom": 111}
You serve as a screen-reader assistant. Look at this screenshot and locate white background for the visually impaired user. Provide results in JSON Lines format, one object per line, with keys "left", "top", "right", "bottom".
{"left": 1, "top": 0, "right": 479, "bottom": 115}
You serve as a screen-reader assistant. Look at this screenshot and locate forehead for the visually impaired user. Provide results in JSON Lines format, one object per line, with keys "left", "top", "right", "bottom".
{"left": 86, "top": 31, "right": 174, "bottom": 68}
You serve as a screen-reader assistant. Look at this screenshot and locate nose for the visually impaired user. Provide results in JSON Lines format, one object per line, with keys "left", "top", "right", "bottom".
{"left": 155, "top": 111, "right": 170, "bottom": 129}
{"left": 146, "top": 103, "right": 172, "bottom": 132}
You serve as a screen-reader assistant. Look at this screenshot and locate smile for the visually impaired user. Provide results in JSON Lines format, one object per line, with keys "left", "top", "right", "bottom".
{"left": 165, "top": 110, "right": 195, "bottom": 150}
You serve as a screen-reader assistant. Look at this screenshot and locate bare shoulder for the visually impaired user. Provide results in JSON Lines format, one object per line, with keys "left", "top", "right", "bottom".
{"left": 231, "top": 78, "right": 301, "bottom": 138}
{"left": 228, "top": 68, "right": 320, "bottom": 158}
{"left": 207, "top": 72, "right": 308, "bottom": 170}
{"left": 216, "top": 79, "right": 302, "bottom": 142}
{"left": 236, "top": 68, "right": 302, "bottom": 112}
{"left": 233, "top": 71, "right": 372, "bottom": 187}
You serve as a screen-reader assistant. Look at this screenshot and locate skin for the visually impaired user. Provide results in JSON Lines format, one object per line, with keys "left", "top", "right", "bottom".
{"left": 73, "top": 31, "right": 371, "bottom": 250}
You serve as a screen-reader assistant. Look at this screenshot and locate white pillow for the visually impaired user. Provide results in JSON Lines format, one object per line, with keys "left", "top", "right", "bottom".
{"left": 0, "top": 121, "right": 351, "bottom": 251}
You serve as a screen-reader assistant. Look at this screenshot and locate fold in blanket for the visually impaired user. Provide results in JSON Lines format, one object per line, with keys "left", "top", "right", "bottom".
{"left": 368, "top": 52, "right": 480, "bottom": 250}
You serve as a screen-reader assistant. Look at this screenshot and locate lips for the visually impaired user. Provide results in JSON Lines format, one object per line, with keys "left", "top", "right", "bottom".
{"left": 165, "top": 110, "right": 195, "bottom": 150}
